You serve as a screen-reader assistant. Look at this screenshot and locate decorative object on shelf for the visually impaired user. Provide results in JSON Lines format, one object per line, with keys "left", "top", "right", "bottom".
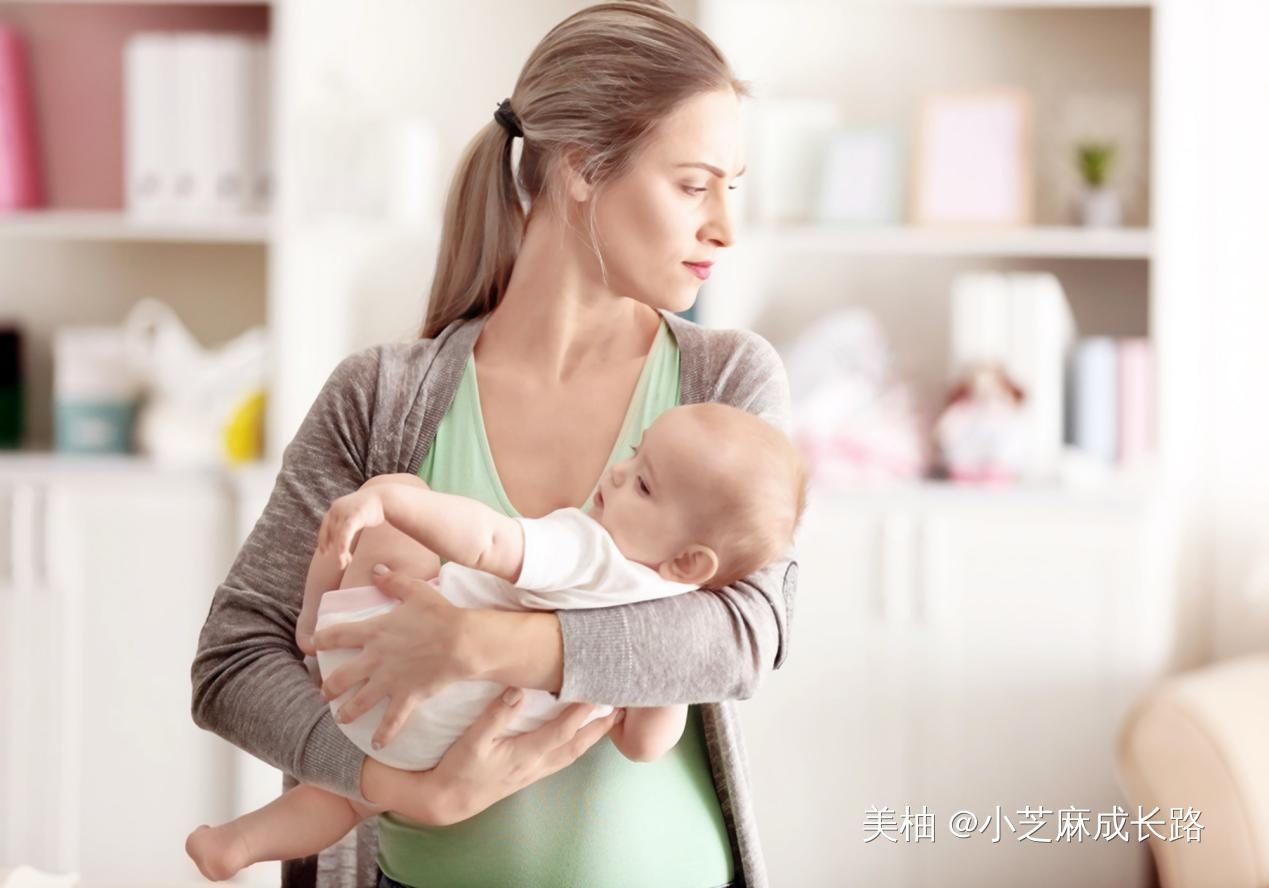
{"left": 125, "top": 32, "right": 271, "bottom": 219}
{"left": 0, "top": 325, "right": 22, "bottom": 448}
{"left": 949, "top": 272, "right": 1074, "bottom": 481}
{"left": 1074, "top": 140, "right": 1122, "bottom": 228}
{"left": 123, "top": 299, "right": 268, "bottom": 466}
{"left": 785, "top": 308, "right": 927, "bottom": 486}
{"left": 815, "top": 127, "right": 905, "bottom": 226}
{"left": 914, "top": 89, "right": 1032, "bottom": 227}
{"left": 0, "top": 25, "right": 45, "bottom": 211}
{"left": 935, "top": 363, "right": 1029, "bottom": 485}
{"left": 747, "top": 99, "right": 842, "bottom": 225}
{"left": 53, "top": 326, "right": 142, "bottom": 455}
{"left": 1067, "top": 336, "right": 1118, "bottom": 465}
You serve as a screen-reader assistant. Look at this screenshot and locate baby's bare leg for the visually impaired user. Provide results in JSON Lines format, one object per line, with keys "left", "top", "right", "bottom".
{"left": 186, "top": 785, "right": 384, "bottom": 881}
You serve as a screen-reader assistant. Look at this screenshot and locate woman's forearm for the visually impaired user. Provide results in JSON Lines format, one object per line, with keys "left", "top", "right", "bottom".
{"left": 470, "top": 610, "right": 564, "bottom": 695}
{"left": 360, "top": 757, "right": 459, "bottom": 826}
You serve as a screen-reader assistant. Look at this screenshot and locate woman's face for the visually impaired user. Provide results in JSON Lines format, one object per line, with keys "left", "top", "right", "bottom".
{"left": 583, "top": 89, "right": 746, "bottom": 314}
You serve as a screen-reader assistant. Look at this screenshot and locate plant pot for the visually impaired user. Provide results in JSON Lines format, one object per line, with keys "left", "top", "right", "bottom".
{"left": 1080, "top": 186, "right": 1122, "bottom": 228}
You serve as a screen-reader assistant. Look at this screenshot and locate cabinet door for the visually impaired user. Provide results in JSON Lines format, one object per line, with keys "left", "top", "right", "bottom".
{"left": 905, "top": 505, "right": 1155, "bottom": 888}
{"left": 51, "top": 473, "right": 238, "bottom": 883}
{"left": 0, "top": 481, "right": 82, "bottom": 874}
{"left": 737, "top": 493, "right": 916, "bottom": 887}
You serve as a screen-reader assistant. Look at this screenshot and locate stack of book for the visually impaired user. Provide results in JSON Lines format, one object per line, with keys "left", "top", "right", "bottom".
{"left": 949, "top": 271, "right": 1075, "bottom": 481}
{"left": 949, "top": 271, "right": 1156, "bottom": 478}
{"left": 1068, "top": 337, "right": 1156, "bottom": 467}
{"left": 125, "top": 32, "right": 271, "bottom": 218}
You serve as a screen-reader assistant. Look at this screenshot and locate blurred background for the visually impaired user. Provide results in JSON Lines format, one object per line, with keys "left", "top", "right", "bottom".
{"left": 1, "top": 0, "right": 1267, "bottom": 886}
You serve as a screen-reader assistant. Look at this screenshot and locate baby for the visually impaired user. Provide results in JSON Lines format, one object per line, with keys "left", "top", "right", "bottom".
{"left": 186, "top": 402, "right": 807, "bottom": 881}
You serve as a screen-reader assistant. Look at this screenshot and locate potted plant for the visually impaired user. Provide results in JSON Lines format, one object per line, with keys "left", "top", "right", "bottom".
{"left": 1075, "top": 141, "right": 1122, "bottom": 228}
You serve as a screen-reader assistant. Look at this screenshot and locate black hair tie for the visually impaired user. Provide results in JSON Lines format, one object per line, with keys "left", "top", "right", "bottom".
{"left": 494, "top": 98, "right": 523, "bottom": 139}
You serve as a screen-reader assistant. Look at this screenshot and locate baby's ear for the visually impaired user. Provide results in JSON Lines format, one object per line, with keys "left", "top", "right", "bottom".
{"left": 659, "top": 545, "right": 718, "bottom": 587}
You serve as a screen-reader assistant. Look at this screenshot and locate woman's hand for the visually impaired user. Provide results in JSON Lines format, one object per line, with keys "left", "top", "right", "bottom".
{"left": 364, "top": 687, "right": 624, "bottom": 825}
{"left": 314, "top": 565, "right": 479, "bottom": 748}
{"left": 318, "top": 488, "right": 389, "bottom": 570}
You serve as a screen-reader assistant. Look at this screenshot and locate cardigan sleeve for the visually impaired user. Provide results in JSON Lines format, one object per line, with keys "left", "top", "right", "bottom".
{"left": 555, "top": 330, "right": 798, "bottom": 705}
{"left": 190, "top": 347, "right": 382, "bottom": 802}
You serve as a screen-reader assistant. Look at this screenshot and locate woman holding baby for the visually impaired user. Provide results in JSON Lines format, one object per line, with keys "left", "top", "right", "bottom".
{"left": 191, "top": 2, "right": 797, "bottom": 887}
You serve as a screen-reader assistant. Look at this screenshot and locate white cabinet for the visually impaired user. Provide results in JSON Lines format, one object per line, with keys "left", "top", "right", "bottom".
{"left": 740, "top": 488, "right": 1162, "bottom": 888}
{"left": 0, "top": 464, "right": 238, "bottom": 883}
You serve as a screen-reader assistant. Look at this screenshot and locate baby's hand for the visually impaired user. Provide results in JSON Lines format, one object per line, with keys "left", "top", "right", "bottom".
{"left": 295, "top": 594, "right": 320, "bottom": 656}
{"left": 318, "top": 489, "right": 388, "bottom": 571}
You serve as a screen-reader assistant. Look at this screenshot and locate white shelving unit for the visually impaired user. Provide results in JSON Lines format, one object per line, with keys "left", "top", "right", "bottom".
{"left": 693, "top": 2, "right": 1172, "bottom": 886}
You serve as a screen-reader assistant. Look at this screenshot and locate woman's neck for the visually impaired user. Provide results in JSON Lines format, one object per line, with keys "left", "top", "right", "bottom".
{"left": 474, "top": 210, "right": 661, "bottom": 383}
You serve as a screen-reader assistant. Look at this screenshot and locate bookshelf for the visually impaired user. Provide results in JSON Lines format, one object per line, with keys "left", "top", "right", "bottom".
{"left": 697, "top": 0, "right": 1155, "bottom": 497}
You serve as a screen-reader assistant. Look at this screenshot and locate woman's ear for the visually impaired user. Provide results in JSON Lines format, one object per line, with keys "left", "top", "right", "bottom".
{"left": 558, "top": 147, "right": 595, "bottom": 203}
{"left": 659, "top": 545, "right": 719, "bottom": 587}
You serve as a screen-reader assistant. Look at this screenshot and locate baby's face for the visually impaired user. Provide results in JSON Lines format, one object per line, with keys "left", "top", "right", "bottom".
{"left": 588, "top": 409, "right": 714, "bottom": 569}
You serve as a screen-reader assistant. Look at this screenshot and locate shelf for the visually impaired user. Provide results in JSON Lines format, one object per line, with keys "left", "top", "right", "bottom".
{"left": 743, "top": 225, "right": 1152, "bottom": 259}
{"left": 0, "top": 450, "right": 276, "bottom": 479}
{"left": 893, "top": 0, "right": 1151, "bottom": 7}
{"left": 804, "top": 475, "right": 1154, "bottom": 516}
{"left": 0, "top": 210, "right": 271, "bottom": 244}
{"left": 1, "top": 1, "right": 270, "bottom": 5}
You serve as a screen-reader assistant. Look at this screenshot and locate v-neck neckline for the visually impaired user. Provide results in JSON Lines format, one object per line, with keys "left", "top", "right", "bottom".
{"left": 466, "top": 320, "right": 668, "bottom": 518}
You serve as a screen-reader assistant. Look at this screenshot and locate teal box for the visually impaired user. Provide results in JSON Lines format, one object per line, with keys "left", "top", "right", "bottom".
{"left": 55, "top": 401, "right": 137, "bottom": 454}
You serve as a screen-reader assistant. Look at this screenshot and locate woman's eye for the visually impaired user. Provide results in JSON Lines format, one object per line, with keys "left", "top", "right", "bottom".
{"left": 638, "top": 478, "right": 651, "bottom": 496}
{"left": 682, "top": 186, "right": 707, "bottom": 195}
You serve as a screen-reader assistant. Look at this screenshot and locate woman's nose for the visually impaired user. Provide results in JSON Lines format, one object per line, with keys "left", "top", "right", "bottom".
{"left": 702, "top": 189, "right": 737, "bottom": 248}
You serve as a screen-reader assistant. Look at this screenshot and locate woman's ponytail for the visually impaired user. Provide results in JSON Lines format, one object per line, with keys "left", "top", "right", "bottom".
{"left": 420, "top": 120, "right": 525, "bottom": 339}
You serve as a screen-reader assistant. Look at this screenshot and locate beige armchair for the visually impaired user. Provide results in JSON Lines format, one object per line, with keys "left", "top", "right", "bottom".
{"left": 1117, "top": 654, "right": 1269, "bottom": 888}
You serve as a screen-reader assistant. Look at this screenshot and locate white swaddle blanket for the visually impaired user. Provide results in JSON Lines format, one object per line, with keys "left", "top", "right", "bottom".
{"left": 315, "top": 507, "right": 695, "bottom": 770}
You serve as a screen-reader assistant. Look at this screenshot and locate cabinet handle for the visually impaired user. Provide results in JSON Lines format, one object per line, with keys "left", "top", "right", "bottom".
{"left": 879, "top": 512, "right": 916, "bottom": 624}
{"left": 10, "top": 484, "right": 37, "bottom": 591}
{"left": 918, "top": 519, "right": 954, "bottom": 624}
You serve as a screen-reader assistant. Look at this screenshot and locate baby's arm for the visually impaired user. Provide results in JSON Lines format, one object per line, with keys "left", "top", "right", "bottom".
{"left": 608, "top": 705, "right": 689, "bottom": 763}
{"left": 297, "top": 474, "right": 439, "bottom": 655}
{"left": 319, "top": 480, "right": 525, "bottom": 583}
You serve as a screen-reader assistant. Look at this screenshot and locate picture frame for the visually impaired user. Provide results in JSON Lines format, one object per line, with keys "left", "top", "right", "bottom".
{"left": 913, "top": 89, "right": 1033, "bottom": 227}
{"left": 815, "top": 127, "right": 906, "bottom": 226}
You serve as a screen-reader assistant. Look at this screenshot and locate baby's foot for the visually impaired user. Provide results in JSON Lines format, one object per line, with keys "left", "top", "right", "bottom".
{"left": 185, "top": 823, "right": 252, "bottom": 882}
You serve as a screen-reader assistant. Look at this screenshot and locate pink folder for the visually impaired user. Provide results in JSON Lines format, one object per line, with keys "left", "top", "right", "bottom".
{"left": 1118, "top": 338, "right": 1155, "bottom": 465}
{"left": 0, "top": 25, "right": 44, "bottom": 210}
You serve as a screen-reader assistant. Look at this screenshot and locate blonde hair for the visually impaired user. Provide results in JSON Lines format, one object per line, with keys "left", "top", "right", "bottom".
{"left": 421, "top": 0, "right": 750, "bottom": 339}
{"left": 678, "top": 404, "right": 809, "bottom": 590}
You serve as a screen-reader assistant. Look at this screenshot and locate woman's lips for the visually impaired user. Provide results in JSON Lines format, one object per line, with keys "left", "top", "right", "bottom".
{"left": 683, "top": 262, "right": 711, "bottom": 281}
{"left": 595, "top": 489, "right": 605, "bottom": 508}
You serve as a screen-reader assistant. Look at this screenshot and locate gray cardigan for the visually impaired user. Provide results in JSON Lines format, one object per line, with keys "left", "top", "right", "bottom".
{"left": 191, "top": 310, "right": 798, "bottom": 888}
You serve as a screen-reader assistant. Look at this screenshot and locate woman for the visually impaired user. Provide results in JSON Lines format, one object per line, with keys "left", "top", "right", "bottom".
{"left": 191, "top": 2, "right": 797, "bottom": 886}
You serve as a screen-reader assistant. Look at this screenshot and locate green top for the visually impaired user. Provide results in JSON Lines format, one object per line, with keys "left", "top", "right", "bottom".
{"left": 379, "top": 319, "right": 736, "bottom": 888}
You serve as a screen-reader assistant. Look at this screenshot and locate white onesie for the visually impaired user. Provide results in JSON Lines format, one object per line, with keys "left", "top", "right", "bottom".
{"left": 314, "top": 507, "right": 696, "bottom": 770}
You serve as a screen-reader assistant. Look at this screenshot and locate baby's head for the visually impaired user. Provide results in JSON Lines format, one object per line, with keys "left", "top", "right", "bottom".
{"left": 590, "top": 403, "right": 808, "bottom": 589}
